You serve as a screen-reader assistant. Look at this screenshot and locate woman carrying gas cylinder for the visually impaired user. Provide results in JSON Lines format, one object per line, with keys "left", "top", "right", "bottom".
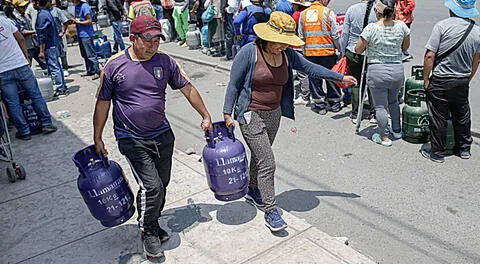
{"left": 222, "top": 11, "right": 357, "bottom": 232}
{"left": 355, "top": 0, "right": 410, "bottom": 146}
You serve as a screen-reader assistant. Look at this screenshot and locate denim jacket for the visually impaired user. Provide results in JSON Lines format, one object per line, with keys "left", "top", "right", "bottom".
{"left": 223, "top": 42, "right": 344, "bottom": 124}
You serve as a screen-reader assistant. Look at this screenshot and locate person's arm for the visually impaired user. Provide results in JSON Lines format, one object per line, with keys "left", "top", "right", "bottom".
{"left": 354, "top": 36, "right": 367, "bottom": 54}
{"left": 179, "top": 84, "right": 213, "bottom": 131}
{"left": 233, "top": 9, "right": 247, "bottom": 36}
{"left": 93, "top": 99, "right": 111, "bottom": 155}
{"left": 13, "top": 30, "right": 29, "bottom": 63}
{"left": 287, "top": 48, "right": 357, "bottom": 85}
{"left": 423, "top": 49, "right": 435, "bottom": 90}
{"left": 74, "top": 6, "right": 93, "bottom": 26}
{"left": 402, "top": 34, "right": 410, "bottom": 51}
{"left": 339, "top": 12, "right": 350, "bottom": 56}
{"left": 329, "top": 10, "right": 340, "bottom": 51}
{"left": 470, "top": 53, "right": 480, "bottom": 81}
{"left": 58, "top": 8, "right": 69, "bottom": 37}
{"left": 191, "top": 0, "right": 200, "bottom": 16}
{"left": 223, "top": 44, "right": 250, "bottom": 127}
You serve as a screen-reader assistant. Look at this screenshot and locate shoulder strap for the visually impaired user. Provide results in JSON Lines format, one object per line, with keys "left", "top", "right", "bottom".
{"left": 363, "top": 0, "right": 375, "bottom": 29}
{"left": 435, "top": 20, "right": 475, "bottom": 64}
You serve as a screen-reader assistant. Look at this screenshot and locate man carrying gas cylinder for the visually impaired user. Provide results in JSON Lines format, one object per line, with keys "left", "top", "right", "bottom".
{"left": 93, "top": 15, "right": 213, "bottom": 258}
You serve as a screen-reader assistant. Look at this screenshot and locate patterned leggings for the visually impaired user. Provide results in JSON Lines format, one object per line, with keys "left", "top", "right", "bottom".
{"left": 240, "top": 107, "right": 281, "bottom": 211}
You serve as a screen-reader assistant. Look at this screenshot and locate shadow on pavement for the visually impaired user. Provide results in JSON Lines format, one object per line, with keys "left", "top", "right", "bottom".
{"left": 277, "top": 189, "right": 361, "bottom": 213}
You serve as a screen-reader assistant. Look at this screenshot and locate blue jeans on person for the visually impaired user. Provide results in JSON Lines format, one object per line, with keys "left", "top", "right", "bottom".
{"left": 152, "top": 4, "right": 164, "bottom": 20}
{"left": 111, "top": 20, "right": 126, "bottom": 53}
{"left": 0, "top": 65, "right": 52, "bottom": 135}
{"left": 224, "top": 13, "right": 234, "bottom": 59}
{"left": 45, "top": 45, "right": 67, "bottom": 92}
{"left": 28, "top": 47, "right": 48, "bottom": 70}
{"left": 79, "top": 37, "right": 100, "bottom": 75}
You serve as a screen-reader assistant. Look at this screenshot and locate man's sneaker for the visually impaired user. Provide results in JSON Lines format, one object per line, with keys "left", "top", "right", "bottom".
{"left": 245, "top": 188, "right": 264, "bottom": 207}
{"left": 294, "top": 96, "right": 309, "bottom": 105}
{"left": 420, "top": 148, "right": 445, "bottom": 163}
{"left": 329, "top": 102, "right": 342, "bottom": 113}
{"left": 92, "top": 73, "right": 100, "bottom": 80}
{"left": 368, "top": 113, "right": 377, "bottom": 124}
{"left": 141, "top": 230, "right": 164, "bottom": 258}
{"left": 178, "top": 39, "right": 186, "bottom": 46}
{"left": 42, "top": 124, "right": 57, "bottom": 135}
{"left": 392, "top": 131, "right": 402, "bottom": 139}
{"left": 63, "top": 70, "right": 69, "bottom": 77}
{"left": 459, "top": 150, "right": 471, "bottom": 159}
{"left": 350, "top": 113, "right": 358, "bottom": 124}
{"left": 264, "top": 208, "right": 287, "bottom": 232}
{"left": 158, "top": 227, "right": 170, "bottom": 243}
{"left": 15, "top": 132, "right": 31, "bottom": 140}
{"left": 54, "top": 89, "right": 69, "bottom": 98}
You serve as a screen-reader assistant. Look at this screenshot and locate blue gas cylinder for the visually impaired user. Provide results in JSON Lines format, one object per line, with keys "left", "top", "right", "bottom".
{"left": 101, "top": 35, "right": 112, "bottom": 58}
{"left": 93, "top": 36, "right": 102, "bottom": 56}
{"left": 73, "top": 145, "right": 135, "bottom": 227}
{"left": 21, "top": 100, "right": 42, "bottom": 135}
{"left": 121, "top": 21, "right": 129, "bottom": 37}
{"left": 201, "top": 24, "right": 209, "bottom": 48}
{"left": 202, "top": 122, "right": 248, "bottom": 201}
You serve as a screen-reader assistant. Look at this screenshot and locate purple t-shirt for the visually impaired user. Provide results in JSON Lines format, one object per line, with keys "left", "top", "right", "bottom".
{"left": 97, "top": 49, "right": 190, "bottom": 140}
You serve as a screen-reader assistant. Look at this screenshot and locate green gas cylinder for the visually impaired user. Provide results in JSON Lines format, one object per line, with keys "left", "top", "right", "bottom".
{"left": 402, "top": 89, "right": 430, "bottom": 143}
{"left": 404, "top": 66, "right": 424, "bottom": 103}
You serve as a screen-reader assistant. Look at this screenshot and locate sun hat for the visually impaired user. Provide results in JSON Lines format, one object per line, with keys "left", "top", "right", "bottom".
{"left": 12, "top": 0, "right": 29, "bottom": 7}
{"left": 444, "top": 0, "right": 478, "bottom": 18}
{"left": 130, "top": 15, "right": 166, "bottom": 41}
{"left": 253, "top": 11, "right": 305, "bottom": 46}
{"left": 287, "top": 0, "right": 311, "bottom": 7}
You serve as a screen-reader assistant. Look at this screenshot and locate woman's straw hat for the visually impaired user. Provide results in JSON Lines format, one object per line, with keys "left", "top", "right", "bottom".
{"left": 253, "top": 11, "right": 305, "bottom": 46}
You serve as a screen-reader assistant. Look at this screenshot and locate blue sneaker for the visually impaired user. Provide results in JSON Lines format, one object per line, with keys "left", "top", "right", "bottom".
{"left": 420, "top": 148, "right": 445, "bottom": 163}
{"left": 245, "top": 188, "right": 264, "bottom": 207}
{"left": 264, "top": 208, "right": 287, "bottom": 232}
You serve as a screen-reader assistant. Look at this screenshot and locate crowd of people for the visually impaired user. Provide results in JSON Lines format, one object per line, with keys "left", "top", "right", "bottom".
{"left": 1, "top": 0, "right": 479, "bottom": 259}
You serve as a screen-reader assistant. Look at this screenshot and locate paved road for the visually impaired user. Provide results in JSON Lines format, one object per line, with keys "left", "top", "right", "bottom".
{"left": 164, "top": 2, "right": 480, "bottom": 263}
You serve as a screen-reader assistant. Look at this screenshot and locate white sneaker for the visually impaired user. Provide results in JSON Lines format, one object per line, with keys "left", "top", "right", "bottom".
{"left": 294, "top": 97, "right": 310, "bottom": 105}
{"left": 63, "top": 70, "right": 69, "bottom": 77}
{"left": 392, "top": 131, "right": 402, "bottom": 139}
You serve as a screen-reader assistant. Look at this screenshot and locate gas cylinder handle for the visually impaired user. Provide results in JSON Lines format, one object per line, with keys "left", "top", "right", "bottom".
{"left": 228, "top": 125, "right": 235, "bottom": 142}
{"left": 205, "top": 130, "right": 215, "bottom": 148}
{"left": 98, "top": 151, "right": 110, "bottom": 168}
{"left": 411, "top": 65, "right": 424, "bottom": 77}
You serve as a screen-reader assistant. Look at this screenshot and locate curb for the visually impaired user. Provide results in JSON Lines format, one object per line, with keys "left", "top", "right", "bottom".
{"left": 123, "top": 40, "right": 480, "bottom": 139}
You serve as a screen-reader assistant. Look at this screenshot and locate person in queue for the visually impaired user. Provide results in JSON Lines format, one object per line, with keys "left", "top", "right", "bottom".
{"left": 93, "top": 15, "right": 213, "bottom": 258}
{"left": 355, "top": 0, "right": 410, "bottom": 147}
{"left": 222, "top": 12, "right": 357, "bottom": 232}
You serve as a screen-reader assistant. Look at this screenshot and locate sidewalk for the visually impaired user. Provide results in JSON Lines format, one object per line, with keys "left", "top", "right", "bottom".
{"left": 0, "top": 31, "right": 375, "bottom": 264}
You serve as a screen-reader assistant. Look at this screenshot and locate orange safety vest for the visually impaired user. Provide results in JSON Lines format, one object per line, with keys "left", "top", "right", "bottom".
{"left": 300, "top": 2, "right": 335, "bottom": 57}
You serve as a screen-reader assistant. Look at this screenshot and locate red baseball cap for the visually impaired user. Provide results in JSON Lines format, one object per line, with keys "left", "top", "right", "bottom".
{"left": 130, "top": 15, "right": 166, "bottom": 41}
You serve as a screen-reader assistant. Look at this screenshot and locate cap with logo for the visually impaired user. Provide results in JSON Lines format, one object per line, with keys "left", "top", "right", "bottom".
{"left": 130, "top": 15, "right": 166, "bottom": 41}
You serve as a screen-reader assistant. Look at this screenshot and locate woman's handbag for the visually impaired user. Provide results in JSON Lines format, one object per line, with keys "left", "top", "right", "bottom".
{"left": 331, "top": 56, "right": 350, "bottom": 89}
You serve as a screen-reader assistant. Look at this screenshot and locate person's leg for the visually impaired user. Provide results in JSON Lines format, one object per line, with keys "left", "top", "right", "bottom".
{"left": 180, "top": 8, "right": 189, "bottom": 40}
{"left": 426, "top": 76, "right": 450, "bottom": 157}
{"left": 448, "top": 78, "right": 472, "bottom": 154}
{"left": 224, "top": 13, "right": 234, "bottom": 59}
{"left": 0, "top": 68, "right": 30, "bottom": 135}
{"left": 111, "top": 20, "right": 125, "bottom": 52}
{"left": 320, "top": 54, "right": 342, "bottom": 111}
{"left": 172, "top": 7, "right": 185, "bottom": 40}
{"left": 81, "top": 37, "right": 101, "bottom": 75}
{"left": 14, "top": 65, "right": 53, "bottom": 127}
{"left": 46, "top": 46, "right": 67, "bottom": 93}
{"left": 78, "top": 37, "right": 92, "bottom": 74}
{"left": 367, "top": 65, "right": 390, "bottom": 138}
{"left": 151, "top": 130, "right": 175, "bottom": 214}
{"left": 387, "top": 64, "right": 404, "bottom": 134}
{"left": 307, "top": 56, "right": 328, "bottom": 112}
{"left": 117, "top": 137, "right": 165, "bottom": 257}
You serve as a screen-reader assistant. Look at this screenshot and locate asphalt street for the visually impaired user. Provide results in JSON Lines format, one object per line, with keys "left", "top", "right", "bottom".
{"left": 165, "top": 1, "right": 480, "bottom": 263}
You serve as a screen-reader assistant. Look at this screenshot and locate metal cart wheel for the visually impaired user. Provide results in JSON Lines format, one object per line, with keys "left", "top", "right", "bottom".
{"left": 7, "top": 167, "right": 16, "bottom": 183}
{"left": 17, "top": 165, "right": 26, "bottom": 180}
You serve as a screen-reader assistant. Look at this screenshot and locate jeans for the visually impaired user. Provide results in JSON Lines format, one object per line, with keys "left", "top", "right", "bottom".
{"left": 117, "top": 130, "right": 175, "bottom": 231}
{"left": 152, "top": 4, "right": 164, "bottom": 20}
{"left": 111, "top": 20, "right": 126, "bottom": 52}
{"left": 46, "top": 45, "right": 67, "bottom": 92}
{"left": 28, "top": 47, "right": 48, "bottom": 70}
{"left": 224, "top": 13, "right": 234, "bottom": 59}
{"left": 307, "top": 54, "right": 342, "bottom": 109}
{"left": 426, "top": 76, "right": 472, "bottom": 157}
{"left": 0, "top": 65, "right": 52, "bottom": 135}
{"left": 79, "top": 37, "right": 100, "bottom": 75}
